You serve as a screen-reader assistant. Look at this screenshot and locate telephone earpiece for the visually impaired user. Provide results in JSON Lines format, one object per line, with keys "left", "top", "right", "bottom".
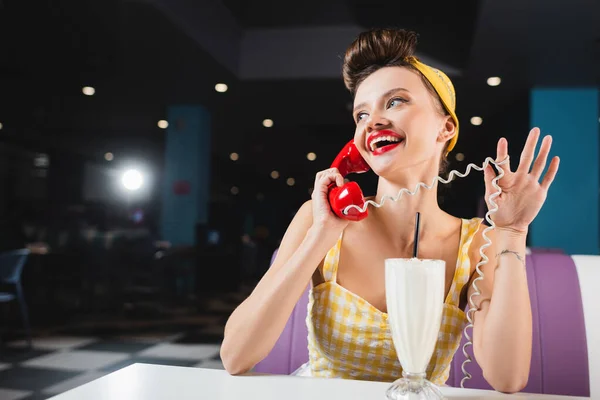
{"left": 328, "top": 140, "right": 370, "bottom": 221}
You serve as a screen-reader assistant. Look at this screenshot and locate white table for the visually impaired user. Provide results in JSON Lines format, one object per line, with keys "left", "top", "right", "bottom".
{"left": 47, "top": 363, "right": 590, "bottom": 400}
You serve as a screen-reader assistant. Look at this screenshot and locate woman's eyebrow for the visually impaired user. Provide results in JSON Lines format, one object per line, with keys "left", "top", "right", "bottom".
{"left": 352, "top": 87, "right": 411, "bottom": 114}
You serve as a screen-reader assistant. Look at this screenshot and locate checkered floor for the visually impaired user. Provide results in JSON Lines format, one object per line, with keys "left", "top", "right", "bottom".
{"left": 0, "top": 287, "right": 254, "bottom": 400}
{"left": 0, "top": 334, "right": 224, "bottom": 400}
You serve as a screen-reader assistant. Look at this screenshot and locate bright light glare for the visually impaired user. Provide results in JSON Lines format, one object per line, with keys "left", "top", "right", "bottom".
{"left": 122, "top": 169, "right": 143, "bottom": 191}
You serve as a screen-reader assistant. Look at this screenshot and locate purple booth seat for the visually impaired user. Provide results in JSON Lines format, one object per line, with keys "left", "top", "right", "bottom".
{"left": 448, "top": 253, "right": 590, "bottom": 397}
{"left": 253, "top": 252, "right": 591, "bottom": 397}
{"left": 252, "top": 284, "right": 310, "bottom": 375}
{"left": 252, "top": 248, "right": 310, "bottom": 375}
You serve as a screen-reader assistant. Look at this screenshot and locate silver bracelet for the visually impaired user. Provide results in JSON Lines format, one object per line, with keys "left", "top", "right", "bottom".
{"left": 496, "top": 250, "right": 526, "bottom": 268}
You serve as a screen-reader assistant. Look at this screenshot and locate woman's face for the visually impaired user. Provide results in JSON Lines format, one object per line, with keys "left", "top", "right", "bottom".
{"left": 352, "top": 66, "right": 454, "bottom": 178}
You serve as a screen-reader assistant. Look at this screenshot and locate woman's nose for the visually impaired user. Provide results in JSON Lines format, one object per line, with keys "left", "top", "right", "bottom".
{"left": 366, "top": 112, "right": 391, "bottom": 132}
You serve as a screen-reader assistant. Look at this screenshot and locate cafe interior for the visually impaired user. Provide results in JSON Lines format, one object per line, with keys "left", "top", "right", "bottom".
{"left": 0, "top": 0, "right": 598, "bottom": 399}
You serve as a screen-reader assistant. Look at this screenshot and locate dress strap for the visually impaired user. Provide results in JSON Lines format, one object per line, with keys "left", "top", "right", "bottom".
{"left": 321, "top": 230, "right": 344, "bottom": 282}
{"left": 446, "top": 218, "right": 484, "bottom": 307}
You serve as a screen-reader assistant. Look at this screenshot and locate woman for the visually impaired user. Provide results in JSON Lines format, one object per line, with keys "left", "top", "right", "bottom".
{"left": 220, "top": 28, "right": 559, "bottom": 393}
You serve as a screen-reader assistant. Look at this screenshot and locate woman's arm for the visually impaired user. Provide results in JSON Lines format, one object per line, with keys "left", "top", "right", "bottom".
{"left": 467, "top": 227, "right": 532, "bottom": 393}
{"left": 468, "top": 128, "right": 558, "bottom": 392}
{"left": 221, "top": 201, "right": 338, "bottom": 374}
{"left": 221, "top": 168, "right": 350, "bottom": 375}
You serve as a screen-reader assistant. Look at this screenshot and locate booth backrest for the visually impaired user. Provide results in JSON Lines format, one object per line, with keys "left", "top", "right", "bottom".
{"left": 253, "top": 251, "right": 597, "bottom": 398}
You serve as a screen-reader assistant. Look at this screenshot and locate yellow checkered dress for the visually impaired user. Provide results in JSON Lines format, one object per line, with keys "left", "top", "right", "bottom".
{"left": 305, "top": 218, "right": 483, "bottom": 385}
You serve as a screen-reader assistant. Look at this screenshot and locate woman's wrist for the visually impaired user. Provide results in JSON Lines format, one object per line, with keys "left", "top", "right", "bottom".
{"left": 496, "top": 249, "right": 527, "bottom": 268}
{"left": 306, "top": 224, "right": 342, "bottom": 249}
{"left": 494, "top": 227, "right": 528, "bottom": 269}
{"left": 495, "top": 225, "right": 528, "bottom": 238}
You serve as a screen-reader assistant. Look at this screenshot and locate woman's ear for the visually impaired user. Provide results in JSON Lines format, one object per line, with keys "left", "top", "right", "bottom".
{"left": 437, "top": 115, "right": 457, "bottom": 144}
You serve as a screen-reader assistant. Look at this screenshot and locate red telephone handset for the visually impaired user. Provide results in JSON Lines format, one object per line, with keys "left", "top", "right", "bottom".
{"left": 328, "top": 140, "right": 370, "bottom": 221}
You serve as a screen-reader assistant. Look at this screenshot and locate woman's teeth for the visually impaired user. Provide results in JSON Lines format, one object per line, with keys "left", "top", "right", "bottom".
{"left": 369, "top": 136, "right": 401, "bottom": 152}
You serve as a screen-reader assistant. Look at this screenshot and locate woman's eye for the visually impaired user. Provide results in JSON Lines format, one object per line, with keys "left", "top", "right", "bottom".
{"left": 356, "top": 112, "right": 368, "bottom": 121}
{"left": 388, "top": 98, "right": 407, "bottom": 108}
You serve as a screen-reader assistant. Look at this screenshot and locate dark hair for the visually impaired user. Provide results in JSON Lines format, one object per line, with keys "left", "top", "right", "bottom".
{"left": 342, "top": 28, "right": 450, "bottom": 173}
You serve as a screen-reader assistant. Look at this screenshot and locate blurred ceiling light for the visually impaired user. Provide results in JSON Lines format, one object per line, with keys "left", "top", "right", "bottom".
{"left": 487, "top": 77, "right": 502, "bottom": 86}
{"left": 270, "top": 170, "right": 279, "bottom": 179}
{"left": 122, "top": 169, "right": 143, "bottom": 191}
{"left": 263, "top": 119, "right": 274, "bottom": 128}
{"left": 470, "top": 116, "right": 483, "bottom": 126}
{"left": 158, "top": 120, "right": 169, "bottom": 129}
{"left": 231, "top": 186, "right": 239, "bottom": 195}
{"left": 82, "top": 86, "right": 95, "bottom": 96}
{"left": 307, "top": 152, "right": 317, "bottom": 161}
{"left": 0, "top": 122, "right": 3, "bottom": 130}
{"left": 230, "top": 152, "right": 239, "bottom": 161}
{"left": 455, "top": 153, "right": 465, "bottom": 162}
{"left": 286, "top": 177, "right": 295, "bottom": 186}
{"left": 215, "top": 83, "right": 228, "bottom": 93}
{"left": 104, "top": 152, "right": 114, "bottom": 161}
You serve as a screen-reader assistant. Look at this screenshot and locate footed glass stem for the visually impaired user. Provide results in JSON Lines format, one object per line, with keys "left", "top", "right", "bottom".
{"left": 385, "top": 372, "right": 446, "bottom": 400}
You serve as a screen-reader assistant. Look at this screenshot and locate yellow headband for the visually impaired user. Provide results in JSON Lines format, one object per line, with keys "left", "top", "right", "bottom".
{"left": 406, "top": 56, "right": 459, "bottom": 153}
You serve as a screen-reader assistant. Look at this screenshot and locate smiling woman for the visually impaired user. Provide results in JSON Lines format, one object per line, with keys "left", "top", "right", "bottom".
{"left": 345, "top": 30, "right": 456, "bottom": 175}
{"left": 221, "top": 27, "right": 559, "bottom": 396}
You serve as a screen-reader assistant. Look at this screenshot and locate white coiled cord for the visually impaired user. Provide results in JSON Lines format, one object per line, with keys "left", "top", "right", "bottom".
{"left": 342, "top": 156, "right": 509, "bottom": 388}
